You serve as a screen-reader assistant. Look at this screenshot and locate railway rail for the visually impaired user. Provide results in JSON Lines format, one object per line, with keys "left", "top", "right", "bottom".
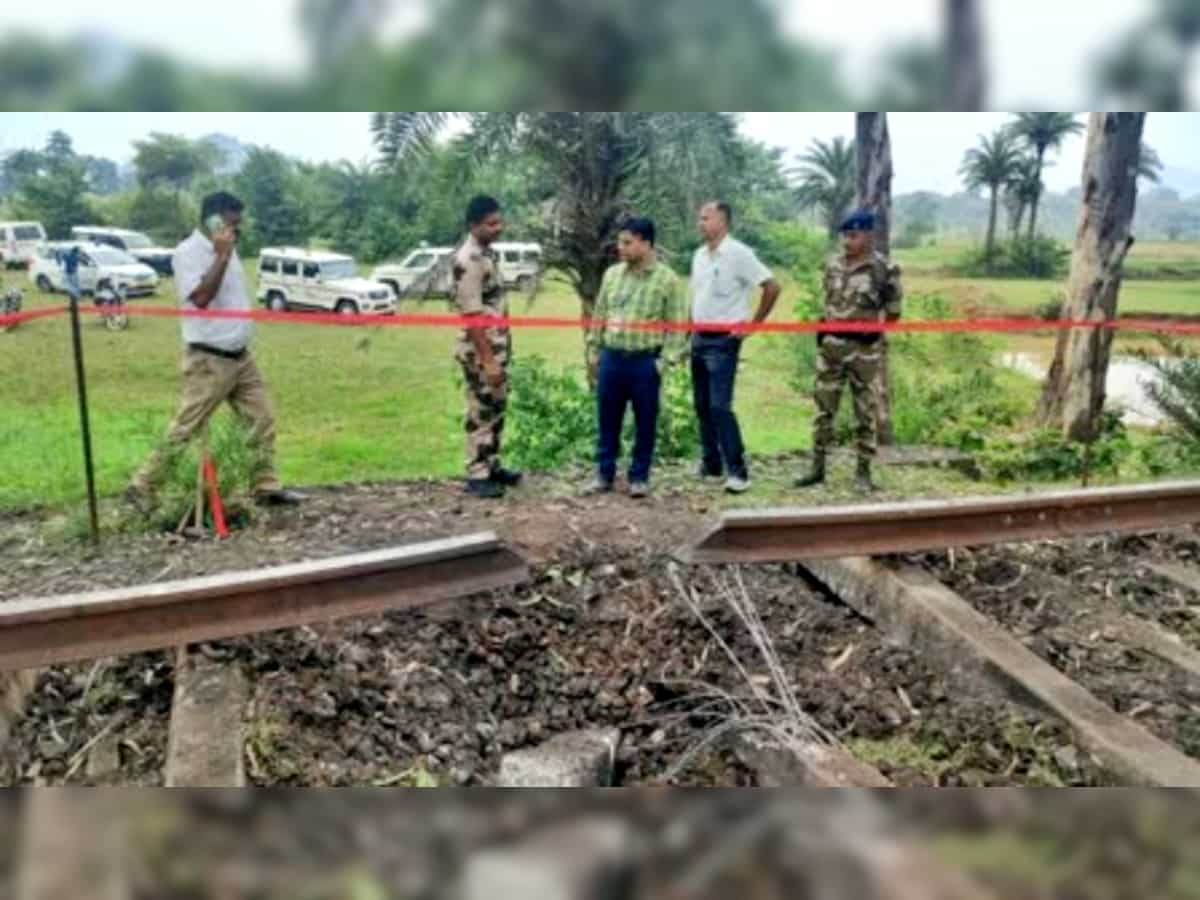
{"left": 683, "top": 480, "right": 1200, "bottom": 564}
{"left": 0, "top": 533, "right": 529, "bottom": 672}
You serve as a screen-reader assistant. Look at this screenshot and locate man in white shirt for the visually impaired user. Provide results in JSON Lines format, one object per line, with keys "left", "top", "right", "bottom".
{"left": 127, "top": 192, "right": 303, "bottom": 511}
{"left": 689, "top": 202, "right": 781, "bottom": 494}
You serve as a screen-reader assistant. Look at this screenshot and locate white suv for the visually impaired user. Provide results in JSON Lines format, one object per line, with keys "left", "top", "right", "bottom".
{"left": 371, "top": 246, "right": 455, "bottom": 300}
{"left": 257, "top": 248, "right": 396, "bottom": 315}
{"left": 372, "top": 240, "right": 544, "bottom": 300}
{"left": 28, "top": 242, "right": 160, "bottom": 296}
{"left": 494, "top": 242, "right": 544, "bottom": 292}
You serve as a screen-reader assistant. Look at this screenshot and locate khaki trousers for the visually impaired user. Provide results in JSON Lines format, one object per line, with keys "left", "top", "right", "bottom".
{"left": 131, "top": 348, "right": 281, "bottom": 493}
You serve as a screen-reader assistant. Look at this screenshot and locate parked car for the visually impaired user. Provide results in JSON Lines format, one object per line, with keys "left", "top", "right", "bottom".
{"left": 371, "top": 246, "right": 455, "bottom": 300}
{"left": 493, "top": 241, "right": 544, "bottom": 292}
{"left": 70, "top": 226, "right": 175, "bottom": 275}
{"left": 28, "top": 242, "right": 160, "bottom": 297}
{"left": 371, "top": 240, "right": 544, "bottom": 300}
{"left": 0, "top": 221, "right": 47, "bottom": 269}
{"left": 257, "top": 248, "right": 396, "bottom": 315}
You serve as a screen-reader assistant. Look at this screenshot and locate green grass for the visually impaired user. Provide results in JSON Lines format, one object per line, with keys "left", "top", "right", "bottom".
{"left": 895, "top": 239, "right": 1200, "bottom": 279}
{"left": 0, "top": 271, "right": 810, "bottom": 509}
{"left": 2, "top": 248, "right": 1197, "bottom": 512}
{"left": 907, "top": 274, "right": 1199, "bottom": 317}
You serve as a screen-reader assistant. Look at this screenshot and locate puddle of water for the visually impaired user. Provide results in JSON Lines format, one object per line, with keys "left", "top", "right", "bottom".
{"left": 997, "top": 352, "right": 1166, "bottom": 426}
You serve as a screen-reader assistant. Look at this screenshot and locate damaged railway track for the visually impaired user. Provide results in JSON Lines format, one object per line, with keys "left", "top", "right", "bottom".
{"left": 682, "top": 481, "right": 1200, "bottom": 786}
{"left": 4, "top": 479, "right": 1200, "bottom": 787}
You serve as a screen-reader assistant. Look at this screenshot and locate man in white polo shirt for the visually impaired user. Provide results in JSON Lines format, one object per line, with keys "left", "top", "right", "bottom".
{"left": 127, "top": 192, "right": 302, "bottom": 511}
{"left": 690, "top": 201, "right": 781, "bottom": 494}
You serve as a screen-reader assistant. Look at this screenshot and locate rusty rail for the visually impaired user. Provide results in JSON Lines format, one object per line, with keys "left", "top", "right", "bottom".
{"left": 683, "top": 480, "right": 1200, "bottom": 565}
{"left": 0, "top": 533, "right": 528, "bottom": 671}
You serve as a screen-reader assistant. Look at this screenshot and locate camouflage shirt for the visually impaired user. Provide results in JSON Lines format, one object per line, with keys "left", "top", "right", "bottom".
{"left": 452, "top": 234, "right": 508, "bottom": 352}
{"left": 821, "top": 251, "right": 903, "bottom": 323}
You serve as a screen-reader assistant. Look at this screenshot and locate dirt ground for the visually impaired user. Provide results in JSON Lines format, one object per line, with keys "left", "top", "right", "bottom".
{"left": 0, "top": 473, "right": 1125, "bottom": 787}
{"left": 920, "top": 530, "right": 1200, "bottom": 762}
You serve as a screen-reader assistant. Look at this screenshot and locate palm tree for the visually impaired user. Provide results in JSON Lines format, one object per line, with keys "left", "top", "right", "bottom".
{"left": 1008, "top": 113, "right": 1085, "bottom": 239}
{"left": 959, "top": 130, "right": 1022, "bottom": 265}
{"left": 371, "top": 112, "right": 745, "bottom": 317}
{"left": 1003, "top": 154, "right": 1042, "bottom": 239}
{"left": 790, "top": 136, "right": 856, "bottom": 239}
{"left": 1137, "top": 142, "right": 1165, "bottom": 184}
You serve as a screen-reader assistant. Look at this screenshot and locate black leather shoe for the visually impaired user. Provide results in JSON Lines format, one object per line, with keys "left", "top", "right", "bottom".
{"left": 254, "top": 488, "right": 306, "bottom": 507}
{"left": 466, "top": 478, "right": 505, "bottom": 499}
{"left": 489, "top": 466, "right": 523, "bottom": 487}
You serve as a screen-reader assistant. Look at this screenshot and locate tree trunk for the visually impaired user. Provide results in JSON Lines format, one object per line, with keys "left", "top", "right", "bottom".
{"left": 1038, "top": 113, "right": 1146, "bottom": 441}
{"left": 856, "top": 113, "right": 896, "bottom": 446}
{"left": 985, "top": 185, "right": 999, "bottom": 264}
{"left": 18, "top": 791, "right": 130, "bottom": 900}
{"left": 1027, "top": 146, "right": 1047, "bottom": 240}
{"left": 944, "top": 0, "right": 987, "bottom": 110}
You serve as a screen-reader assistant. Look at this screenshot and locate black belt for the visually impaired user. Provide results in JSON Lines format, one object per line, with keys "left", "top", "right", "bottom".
{"left": 602, "top": 346, "right": 662, "bottom": 358}
{"left": 189, "top": 343, "right": 247, "bottom": 360}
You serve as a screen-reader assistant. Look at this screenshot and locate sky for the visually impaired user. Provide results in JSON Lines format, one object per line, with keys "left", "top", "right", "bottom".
{"left": 0, "top": 0, "right": 1194, "bottom": 108}
{"left": 3, "top": 112, "right": 1198, "bottom": 196}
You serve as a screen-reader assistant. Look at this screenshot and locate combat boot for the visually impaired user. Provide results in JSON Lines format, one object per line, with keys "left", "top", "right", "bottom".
{"left": 795, "top": 453, "right": 826, "bottom": 488}
{"left": 854, "top": 457, "right": 877, "bottom": 493}
{"left": 466, "top": 478, "right": 505, "bottom": 499}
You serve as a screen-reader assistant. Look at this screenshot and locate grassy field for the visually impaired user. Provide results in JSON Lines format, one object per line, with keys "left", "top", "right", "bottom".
{"left": 2, "top": 245, "right": 1197, "bottom": 512}
{"left": 894, "top": 239, "right": 1200, "bottom": 280}
{"left": 0, "top": 270, "right": 812, "bottom": 509}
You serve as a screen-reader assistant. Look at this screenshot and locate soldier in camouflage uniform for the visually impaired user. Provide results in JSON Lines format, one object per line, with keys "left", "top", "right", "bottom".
{"left": 796, "top": 209, "right": 903, "bottom": 492}
{"left": 453, "top": 195, "right": 521, "bottom": 499}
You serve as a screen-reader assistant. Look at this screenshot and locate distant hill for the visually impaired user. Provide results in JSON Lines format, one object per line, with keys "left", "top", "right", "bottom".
{"left": 1163, "top": 166, "right": 1200, "bottom": 201}
{"left": 200, "top": 133, "right": 252, "bottom": 175}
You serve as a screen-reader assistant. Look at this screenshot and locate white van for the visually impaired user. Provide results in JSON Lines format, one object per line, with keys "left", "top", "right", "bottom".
{"left": 257, "top": 248, "right": 396, "bottom": 315}
{"left": 0, "top": 222, "right": 47, "bottom": 268}
{"left": 28, "top": 242, "right": 159, "bottom": 296}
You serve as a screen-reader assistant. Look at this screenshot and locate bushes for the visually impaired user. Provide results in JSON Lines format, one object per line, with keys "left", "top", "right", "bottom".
{"left": 503, "top": 354, "right": 698, "bottom": 472}
{"left": 952, "top": 236, "right": 1070, "bottom": 279}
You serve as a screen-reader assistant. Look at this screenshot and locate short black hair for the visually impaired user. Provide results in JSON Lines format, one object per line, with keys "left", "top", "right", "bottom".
{"left": 466, "top": 195, "right": 502, "bottom": 227}
{"left": 200, "top": 191, "right": 244, "bottom": 222}
{"left": 619, "top": 216, "right": 656, "bottom": 247}
{"left": 708, "top": 201, "right": 733, "bottom": 227}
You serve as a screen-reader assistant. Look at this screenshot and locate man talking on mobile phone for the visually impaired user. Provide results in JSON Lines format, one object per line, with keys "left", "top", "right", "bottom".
{"left": 126, "top": 191, "right": 304, "bottom": 512}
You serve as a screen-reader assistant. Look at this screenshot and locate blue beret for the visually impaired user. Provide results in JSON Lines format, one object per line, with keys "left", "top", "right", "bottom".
{"left": 839, "top": 209, "right": 876, "bottom": 233}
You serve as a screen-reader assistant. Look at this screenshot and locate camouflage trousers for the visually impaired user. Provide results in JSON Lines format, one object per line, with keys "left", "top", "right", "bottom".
{"left": 812, "top": 336, "right": 884, "bottom": 459}
{"left": 457, "top": 337, "right": 510, "bottom": 480}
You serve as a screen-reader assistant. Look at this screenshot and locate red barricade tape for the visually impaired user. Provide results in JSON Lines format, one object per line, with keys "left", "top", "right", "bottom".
{"left": 9, "top": 301, "right": 1200, "bottom": 336}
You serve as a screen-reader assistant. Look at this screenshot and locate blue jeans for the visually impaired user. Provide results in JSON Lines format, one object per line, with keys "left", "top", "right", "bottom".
{"left": 596, "top": 348, "right": 661, "bottom": 485}
{"left": 691, "top": 333, "right": 747, "bottom": 479}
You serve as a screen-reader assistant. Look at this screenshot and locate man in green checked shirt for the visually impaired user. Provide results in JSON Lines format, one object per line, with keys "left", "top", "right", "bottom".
{"left": 586, "top": 217, "right": 689, "bottom": 498}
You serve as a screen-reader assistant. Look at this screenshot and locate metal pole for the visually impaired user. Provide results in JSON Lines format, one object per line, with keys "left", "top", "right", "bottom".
{"left": 67, "top": 291, "right": 100, "bottom": 543}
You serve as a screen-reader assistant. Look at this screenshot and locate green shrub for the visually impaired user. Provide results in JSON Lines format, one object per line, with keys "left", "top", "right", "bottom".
{"left": 504, "top": 354, "right": 699, "bottom": 472}
{"left": 1137, "top": 337, "right": 1200, "bottom": 447}
{"left": 978, "top": 411, "right": 1132, "bottom": 483}
{"left": 155, "top": 414, "right": 262, "bottom": 528}
{"left": 951, "top": 236, "right": 1070, "bottom": 279}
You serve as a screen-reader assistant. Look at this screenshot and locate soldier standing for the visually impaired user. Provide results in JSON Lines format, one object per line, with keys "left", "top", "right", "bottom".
{"left": 795, "top": 209, "right": 903, "bottom": 493}
{"left": 453, "top": 195, "right": 521, "bottom": 499}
